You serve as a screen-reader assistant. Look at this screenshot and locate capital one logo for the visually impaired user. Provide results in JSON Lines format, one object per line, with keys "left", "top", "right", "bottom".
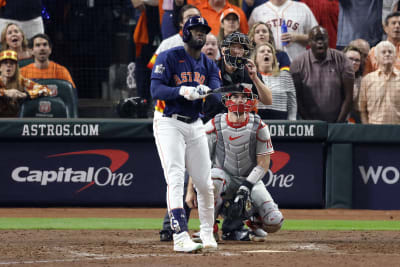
{"left": 264, "top": 151, "right": 294, "bottom": 188}
{"left": 359, "top": 166, "right": 400, "bottom": 185}
{"left": 11, "top": 149, "right": 134, "bottom": 193}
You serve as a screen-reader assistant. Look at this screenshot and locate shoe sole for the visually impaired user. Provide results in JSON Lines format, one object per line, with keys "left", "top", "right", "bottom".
{"left": 249, "top": 234, "right": 267, "bottom": 242}
{"left": 203, "top": 244, "right": 218, "bottom": 252}
{"left": 174, "top": 244, "right": 203, "bottom": 253}
{"left": 192, "top": 233, "right": 220, "bottom": 243}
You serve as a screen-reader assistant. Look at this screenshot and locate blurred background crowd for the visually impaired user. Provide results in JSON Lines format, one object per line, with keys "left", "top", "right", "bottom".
{"left": 0, "top": 0, "right": 399, "bottom": 124}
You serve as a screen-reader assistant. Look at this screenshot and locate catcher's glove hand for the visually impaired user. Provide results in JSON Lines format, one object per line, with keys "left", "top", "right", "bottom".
{"left": 221, "top": 185, "right": 252, "bottom": 220}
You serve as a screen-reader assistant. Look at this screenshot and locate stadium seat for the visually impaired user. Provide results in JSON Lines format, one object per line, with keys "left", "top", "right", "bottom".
{"left": 19, "top": 96, "right": 69, "bottom": 118}
{"left": 35, "top": 79, "right": 79, "bottom": 118}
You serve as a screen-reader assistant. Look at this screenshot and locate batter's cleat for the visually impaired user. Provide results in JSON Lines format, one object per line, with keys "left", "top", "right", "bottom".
{"left": 159, "top": 229, "right": 173, "bottom": 242}
{"left": 173, "top": 231, "right": 203, "bottom": 253}
{"left": 246, "top": 220, "right": 267, "bottom": 242}
{"left": 192, "top": 221, "right": 220, "bottom": 243}
{"left": 221, "top": 228, "right": 250, "bottom": 241}
{"left": 200, "top": 231, "right": 218, "bottom": 251}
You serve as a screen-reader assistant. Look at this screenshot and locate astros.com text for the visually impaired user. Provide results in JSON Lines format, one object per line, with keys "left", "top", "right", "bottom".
{"left": 268, "top": 124, "right": 314, "bottom": 137}
{"left": 21, "top": 124, "right": 99, "bottom": 137}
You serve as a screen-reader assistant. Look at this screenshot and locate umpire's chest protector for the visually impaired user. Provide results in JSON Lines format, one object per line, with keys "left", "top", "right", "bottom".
{"left": 214, "top": 113, "right": 260, "bottom": 178}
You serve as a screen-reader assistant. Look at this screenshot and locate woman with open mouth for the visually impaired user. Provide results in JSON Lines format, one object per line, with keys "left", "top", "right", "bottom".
{"left": 1, "top": 23, "right": 33, "bottom": 67}
{"left": 251, "top": 42, "right": 297, "bottom": 120}
{"left": 248, "top": 22, "right": 291, "bottom": 72}
{"left": 0, "top": 50, "right": 51, "bottom": 117}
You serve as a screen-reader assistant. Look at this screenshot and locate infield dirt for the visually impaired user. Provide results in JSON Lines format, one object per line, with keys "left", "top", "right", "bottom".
{"left": 0, "top": 208, "right": 399, "bottom": 267}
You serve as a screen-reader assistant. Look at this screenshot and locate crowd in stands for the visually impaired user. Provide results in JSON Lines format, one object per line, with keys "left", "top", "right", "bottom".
{"left": 139, "top": 0, "right": 400, "bottom": 125}
{"left": 0, "top": 0, "right": 399, "bottom": 123}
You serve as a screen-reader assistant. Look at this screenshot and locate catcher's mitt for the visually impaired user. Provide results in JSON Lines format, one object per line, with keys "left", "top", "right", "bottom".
{"left": 222, "top": 186, "right": 252, "bottom": 220}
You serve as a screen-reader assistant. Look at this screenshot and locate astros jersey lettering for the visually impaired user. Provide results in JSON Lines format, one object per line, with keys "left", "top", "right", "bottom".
{"left": 151, "top": 46, "right": 221, "bottom": 119}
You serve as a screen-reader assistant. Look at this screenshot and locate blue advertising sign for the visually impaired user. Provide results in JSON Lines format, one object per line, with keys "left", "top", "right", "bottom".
{"left": 0, "top": 142, "right": 166, "bottom": 206}
{"left": 0, "top": 141, "right": 325, "bottom": 208}
{"left": 263, "top": 142, "right": 325, "bottom": 208}
{"left": 353, "top": 145, "right": 400, "bottom": 210}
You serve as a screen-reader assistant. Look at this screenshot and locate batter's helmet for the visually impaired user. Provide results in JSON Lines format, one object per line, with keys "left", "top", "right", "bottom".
{"left": 182, "top": 16, "right": 211, "bottom": 42}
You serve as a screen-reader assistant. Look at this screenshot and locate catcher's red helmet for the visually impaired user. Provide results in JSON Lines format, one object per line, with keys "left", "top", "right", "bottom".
{"left": 222, "top": 87, "right": 258, "bottom": 114}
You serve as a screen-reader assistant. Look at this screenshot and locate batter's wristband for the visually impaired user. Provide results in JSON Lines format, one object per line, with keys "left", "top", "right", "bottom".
{"left": 246, "top": 165, "right": 266, "bottom": 185}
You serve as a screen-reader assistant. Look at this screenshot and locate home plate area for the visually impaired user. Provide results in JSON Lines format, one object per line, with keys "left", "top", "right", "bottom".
{"left": 1, "top": 229, "right": 400, "bottom": 266}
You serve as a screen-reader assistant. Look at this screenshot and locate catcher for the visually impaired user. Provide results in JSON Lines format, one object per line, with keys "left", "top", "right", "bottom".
{"left": 187, "top": 87, "right": 284, "bottom": 242}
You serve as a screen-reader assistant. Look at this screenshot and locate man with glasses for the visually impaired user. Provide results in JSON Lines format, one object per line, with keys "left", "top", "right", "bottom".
{"left": 348, "top": 38, "right": 371, "bottom": 74}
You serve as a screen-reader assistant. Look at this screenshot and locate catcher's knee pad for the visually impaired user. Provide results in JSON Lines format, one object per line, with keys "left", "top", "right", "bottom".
{"left": 211, "top": 168, "right": 229, "bottom": 196}
{"left": 259, "top": 201, "right": 284, "bottom": 233}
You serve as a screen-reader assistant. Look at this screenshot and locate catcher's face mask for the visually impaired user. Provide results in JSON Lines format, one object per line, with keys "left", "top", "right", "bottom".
{"left": 223, "top": 88, "right": 258, "bottom": 114}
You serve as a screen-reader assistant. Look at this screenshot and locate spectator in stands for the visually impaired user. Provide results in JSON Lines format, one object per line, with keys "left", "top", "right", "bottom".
{"left": 198, "top": 0, "right": 249, "bottom": 36}
{"left": 0, "top": 23, "right": 33, "bottom": 67}
{"left": 160, "top": 0, "right": 178, "bottom": 40}
{"left": 248, "top": 0, "right": 318, "bottom": 61}
{"left": 217, "top": 8, "right": 241, "bottom": 43}
{"left": 290, "top": 26, "right": 354, "bottom": 122}
{"left": 0, "top": 50, "right": 51, "bottom": 117}
{"left": 300, "top": 0, "right": 339, "bottom": 49}
{"left": 336, "top": 0, "right": 383, "bottom": 50}
{"left": 242, "top": 0, "right": 266, "bottom": 19}
{"left": 0, "top": 0, "right": 44, "bottom": 40}
{"left": 382, "top": 1, "right": 399, "bottom": 31}
{"left": 252, "top": 42, "right": 297, "bottom": 120}
{"left": 20, "top": 33, "right": 76, "bottom": 88}
{"left": 349, "top": 39, "right": 370, "bottom": 74}
{"left": 219, "top": 32, "right": 272, "bottom": 106}
{"left": 132, "top": 0, "right": 161, "bottom": 108}
{"left": 248, "top": 22, "right": 291, "bottom": 71}
{"left": 364, "top": 12, "right": 400, "bottom": 75}
{"left": 202, "top": 33, "right": 220, "bottom": 60}
{"left": 359, "top": 41, "right": 400, "bottom": 124}
{"left": 343, "top": 46, "right": 363, "bottom": 123}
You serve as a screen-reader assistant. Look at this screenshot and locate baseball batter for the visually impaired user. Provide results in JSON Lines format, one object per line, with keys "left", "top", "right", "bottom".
{"left": 248, "top": 0, "right": 318, "bottom": 61}
{"left": 147, "top": 4, "right": 202, "bottom": 243}
{"left": 150, "top": 16, "right": 220, "bottom": 253}
{"left": 205, "top": 88, "right": 284, "bottom": 241}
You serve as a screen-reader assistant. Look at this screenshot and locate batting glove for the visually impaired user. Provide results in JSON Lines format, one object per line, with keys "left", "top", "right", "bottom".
{"left": 179, "top": 86, "right": 208, "bottom": 100}
{"left": 196, "top": 84, "right": 212, "bottom": 96}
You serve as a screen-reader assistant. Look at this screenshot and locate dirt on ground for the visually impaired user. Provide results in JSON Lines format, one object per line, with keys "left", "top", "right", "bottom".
{"left": 0, "top": 208, "right": 399, "bottom": 267}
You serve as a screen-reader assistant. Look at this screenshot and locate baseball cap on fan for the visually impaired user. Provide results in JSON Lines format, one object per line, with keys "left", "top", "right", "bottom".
{"left": 220, "top": 8, "right": 240, "bottom": 23}
{"left": 0, "top": 50, "right": 18, "bottom": 62}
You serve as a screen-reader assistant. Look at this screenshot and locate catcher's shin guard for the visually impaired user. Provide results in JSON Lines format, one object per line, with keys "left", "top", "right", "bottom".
{"left": 259, "top": 201, "right": 284, "bottom": 233}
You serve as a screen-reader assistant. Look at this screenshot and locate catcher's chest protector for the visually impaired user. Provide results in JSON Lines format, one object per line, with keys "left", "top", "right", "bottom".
{"left": 214, "top": 113, "right": 260, "bottom": 177}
